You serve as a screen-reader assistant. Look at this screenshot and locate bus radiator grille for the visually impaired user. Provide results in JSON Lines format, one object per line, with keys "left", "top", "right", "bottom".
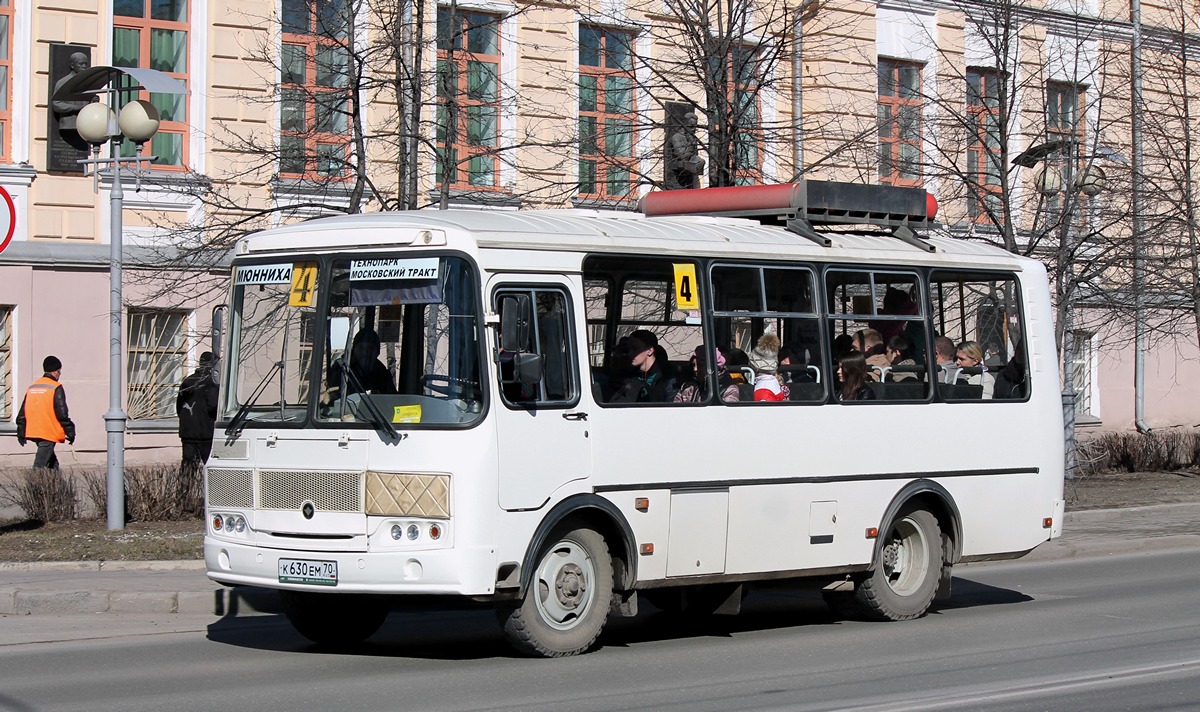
{"left": 207, "top": 468, "right": 253, "bottom": 508}
{"left": 258, "top": 470, "right": 363, "bottom": 513}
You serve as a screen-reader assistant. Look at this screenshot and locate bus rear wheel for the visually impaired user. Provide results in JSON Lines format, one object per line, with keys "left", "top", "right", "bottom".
{"left": 281, "top": 591, "right": 389, "bottom": 645}
{"left": 499, "top": 522, "right": 613, "bottom": 657}
{"left": 830, "top": 508, "right": 941, "bottom": 622}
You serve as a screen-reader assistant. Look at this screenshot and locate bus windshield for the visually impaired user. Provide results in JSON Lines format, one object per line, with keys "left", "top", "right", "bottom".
{"left": 223, "top": 255, "right": 484, "bottom": 429}
{"left": 317, "top": 255, "right": 483, "bottom": 427}
{"left": 224, "top": 262, "right": 318, "bottom": 426}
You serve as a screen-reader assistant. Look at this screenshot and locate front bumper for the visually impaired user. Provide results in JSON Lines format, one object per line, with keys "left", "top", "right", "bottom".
{"left": 205, "top": 539, "right": 499, "bottom": 596}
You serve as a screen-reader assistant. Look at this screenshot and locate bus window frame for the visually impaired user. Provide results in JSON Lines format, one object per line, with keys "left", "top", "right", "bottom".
{"left": 928, "top": 268, "right": 1030, "bottom": 404}
{"left": 492, "top": 283, "right": 583, "bottom": 411}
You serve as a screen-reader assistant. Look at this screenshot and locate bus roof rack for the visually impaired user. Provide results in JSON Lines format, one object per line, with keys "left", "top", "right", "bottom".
{"left": 639, "top": 180, "right": 939, "bottom": 253}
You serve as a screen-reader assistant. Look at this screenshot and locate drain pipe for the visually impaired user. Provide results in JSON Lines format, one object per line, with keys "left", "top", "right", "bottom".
{"left": 1132, "top": 0, "right": 1152, "bottom": 434}
{"left": 792, "top": 9, "right": 804, "bottom": 176}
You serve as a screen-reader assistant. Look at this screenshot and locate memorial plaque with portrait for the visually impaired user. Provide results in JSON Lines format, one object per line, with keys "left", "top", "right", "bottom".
{"left": 47, "top": 43, "right": 94, "bottom": 173}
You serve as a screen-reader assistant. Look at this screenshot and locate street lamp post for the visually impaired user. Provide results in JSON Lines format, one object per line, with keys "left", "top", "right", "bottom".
{"left": 52, "top": 67, "right": 188, "bottom": 531}
{"left": 1015, "top": 139, "right": 1122, "bottom": 479}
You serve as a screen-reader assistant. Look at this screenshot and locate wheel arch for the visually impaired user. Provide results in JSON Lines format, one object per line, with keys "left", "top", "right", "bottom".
{"left": 870, "top": 479, "right": 962, "bottom": 571}
{"left": 519, "top": 494, "right": 637, "bottom": 598}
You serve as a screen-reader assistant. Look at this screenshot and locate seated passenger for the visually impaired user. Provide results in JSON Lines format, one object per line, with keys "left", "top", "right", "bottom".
{"left": 674, "top": 345, "right": 740, "bottom": 403}
{"left": 992, "top": 344, "right": 1027, "bottom": 399}
{"left": 885, "top": 334, "right": 918, "bottom": 381}
{"left": 837, "top": 351, "right": 876, "bottom": 401}
{"left": 854, "top": 328, "right": 890, "bottom": 381}
{"left": 749, "top": 333, "right": 788, "bottom": 402}
{"left": 610, "top": 333, "right": 670, "bottom": 403}
{"left": 329, "top": 328, "right": 397, "bottom": 396}
{"left": 956, "top": 340, "right": 994, "bottom": 399}
{"left": 778, "top": 344, "right": 815, "bottom": 384}
{"left": 725, "top": 348, "right": 751, "bottom": 384}
{"left": 934, "top": 335, "right": 961, "bottom": 384}
{"left": 630, "top": 329, "right": 677, "bottom": 400}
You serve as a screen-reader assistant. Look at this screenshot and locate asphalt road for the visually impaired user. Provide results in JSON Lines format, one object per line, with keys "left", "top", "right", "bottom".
{"left": 1, "top": 548, "right": 1198, "bottom": 712}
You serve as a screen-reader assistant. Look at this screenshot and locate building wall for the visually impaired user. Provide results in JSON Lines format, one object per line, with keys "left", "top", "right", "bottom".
{"left": 2, "top": 0, "right": 1200, "bottom": 461}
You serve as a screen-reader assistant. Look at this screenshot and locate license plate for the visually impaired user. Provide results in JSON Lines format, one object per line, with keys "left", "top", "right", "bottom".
{"left": 278, "top": 558, "right": 338, "bottom": 586}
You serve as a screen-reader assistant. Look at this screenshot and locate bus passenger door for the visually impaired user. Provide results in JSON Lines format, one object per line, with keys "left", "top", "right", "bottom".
{"left": 492, "top": 279, "right": 591, "bottom": 510}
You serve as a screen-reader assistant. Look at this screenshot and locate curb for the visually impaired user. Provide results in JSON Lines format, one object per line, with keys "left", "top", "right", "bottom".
{"left": 0, "top": 584, "right": 281, "bottom": 616}
{"left": 0, "top": 559, "right": 206, "bottom": 573}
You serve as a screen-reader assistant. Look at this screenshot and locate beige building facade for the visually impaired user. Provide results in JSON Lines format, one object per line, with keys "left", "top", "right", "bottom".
{"left": 1, "top": 0, "right": 1198, "bottom": 466}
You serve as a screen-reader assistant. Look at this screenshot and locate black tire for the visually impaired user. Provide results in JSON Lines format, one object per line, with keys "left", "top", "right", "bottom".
{"left": 852, "top": 508, "right": 942, "bottom": 621}
{"left": 499, "top": 521, "right": 613, "bottom": 657}
{"left": 281, "top": 591, "right": 389, "bottom": 645}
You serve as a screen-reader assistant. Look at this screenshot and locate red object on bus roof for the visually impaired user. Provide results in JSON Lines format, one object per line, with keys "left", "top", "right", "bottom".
{"left": 641, "top": 184, "right": 803, "bottom": 217}
{"left": 640, "top": 181, "right": 936, "bottom": 229}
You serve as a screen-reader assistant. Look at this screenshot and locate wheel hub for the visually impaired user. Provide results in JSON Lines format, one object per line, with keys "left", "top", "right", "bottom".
{"left": 555, "top": 563, "right": 586, "bottom": 608}
{"left": 882, "top": 541, "right": 900, "bottom": 571}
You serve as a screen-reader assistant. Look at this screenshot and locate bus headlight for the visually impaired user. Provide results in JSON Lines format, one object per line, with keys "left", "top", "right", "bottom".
{"left": 391, "top": 524, "right": 403, "bottom": 540}
{"left": 407, "top": 524, "right": 420, "bottom": 541}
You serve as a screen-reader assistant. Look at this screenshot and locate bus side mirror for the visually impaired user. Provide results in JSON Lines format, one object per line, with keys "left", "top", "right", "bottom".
{"left": 330, "top": 316, "right": 352, "bottom": 359}
{"left": 211, "top": 304, "right": 228, "bottom": 373}
{"left": 500, "top": 351, "right": 544, "bottom": 385}
{"left": 499, "top": 294, "right": 532, "bottom": 353}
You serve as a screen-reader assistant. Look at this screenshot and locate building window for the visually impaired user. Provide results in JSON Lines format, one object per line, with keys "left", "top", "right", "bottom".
{"left": 126, "top": 309, "right": 188, "bottom": 419}
{"left": 1047, "top": 82, "right": 1083, "bottom": 136}
{"left": 0, "top": 306, "right": 11, "bottom": 420}
{"left": 578, "top": 26, "right": 635, "bottom": 200}
{"left": 280, "top": 0, "right": 352, "bottom": 179}
{"left": 707, "top": 46, "right": 762, "bottom": 186}
{"left": 0, "top": 0, "right": 12, "bottom": 162}
{"left": 878, "top": 58, "right": 922, "bottom": 186}
{"left": 437, "top": 8, "right": 502, "bottom": 190}
{"left": 113, "top": 0, "right": 189, "bottom": 168}
{"left": 967, "top": 69, "right": 1003, "bottom": 223}
{"left": 1071, "top": 329, "right": 1094, "bottom": 419}
{"left": 1045, "top": 81, "right": 1086, "bottom": 219}
{"left": 730, "top": 46, "right": 761, "bottom": 186}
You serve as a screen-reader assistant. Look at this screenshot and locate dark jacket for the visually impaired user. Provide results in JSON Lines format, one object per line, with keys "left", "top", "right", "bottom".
{"left": 177, "top": 366, "right": 220, "bottom": 441}
{"left": 16, "top": 373, "right": 76, "bottom": 444}
{"left": 608, "top": 361, "right": 670, "bottom": 403}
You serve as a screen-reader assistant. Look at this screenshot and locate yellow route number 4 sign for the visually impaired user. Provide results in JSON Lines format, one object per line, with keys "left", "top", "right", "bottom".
{"left": 673, "top": 263, "right": 699, "bottom": 310}
{"left": 289, "top": 262, "right": 318, "bottom": 307}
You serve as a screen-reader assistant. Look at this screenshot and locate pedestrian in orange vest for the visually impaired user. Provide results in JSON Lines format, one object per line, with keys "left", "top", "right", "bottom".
{"left": 15, "top": 356, "right": 76, "bottom": 470}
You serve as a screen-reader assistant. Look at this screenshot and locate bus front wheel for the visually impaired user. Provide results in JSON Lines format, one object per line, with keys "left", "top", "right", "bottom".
{"left": 499, "top": 521, "right": 613, "bottom": 657}
{"left": 281, "top": 591, "right": 389, "bottom": 645}
{"left": 830, "top": 507, "right": 942, "bottom": 622}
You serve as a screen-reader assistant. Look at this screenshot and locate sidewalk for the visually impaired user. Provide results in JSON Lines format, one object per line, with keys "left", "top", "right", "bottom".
{"left": 1, "top": 503, "right": 1198, "bottom": 617}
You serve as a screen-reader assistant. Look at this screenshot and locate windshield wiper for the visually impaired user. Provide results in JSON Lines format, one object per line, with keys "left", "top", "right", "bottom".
{"left": 225, "top": 360, "right": 282, "bottom": 440}
{"left": 336, "top": 358, "right": 400, "bottom": 441}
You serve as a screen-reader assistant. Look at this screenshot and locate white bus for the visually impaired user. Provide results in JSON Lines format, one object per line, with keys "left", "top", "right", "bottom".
{"left": 205, "top": 181, "right": 1064, "bottom": 657}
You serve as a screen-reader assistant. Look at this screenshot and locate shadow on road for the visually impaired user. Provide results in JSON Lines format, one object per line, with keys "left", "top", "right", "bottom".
{"left": 205, "top": 576, "right": 1032, "bottom": 660}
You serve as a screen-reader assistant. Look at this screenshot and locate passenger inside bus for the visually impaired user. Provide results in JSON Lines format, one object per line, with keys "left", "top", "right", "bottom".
{"left": 956, "top": 340, "right": 994, "bottom": 399}
{"left": 855, "top": 329, "right": 889, "bottom": 381}
{"left": 749, "top": 333, "right": 788, "bottom": 402}
{"left": 609, "top": 332, "right": 671, "bottom": 403}
{"left": 674, "top": 345, "right": 739, "bottom": 403}
{"left": 885, "top": 334, "right": 919, "bottom": 381}
{"left": 329, "top": 328, "right": 397, "bottom": 396}
{"left": 837, "top": 351, "right": 876, "bottom": 401}
{"left": 993, "top": 343, "right": 1027, "bottom": 399}
{"left": 934, "top": 336, "right": 960, "bottom": 384}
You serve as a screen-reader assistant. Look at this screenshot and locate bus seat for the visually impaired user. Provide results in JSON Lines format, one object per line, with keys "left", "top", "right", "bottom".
{"left": 937, "top": 382, "right": 984, "bottom": 400}
{"left": 788, "top": 382, "right": 825, "bottom": 402}
{"left": 882, "top": 381, "right": 926, "bottom": 400}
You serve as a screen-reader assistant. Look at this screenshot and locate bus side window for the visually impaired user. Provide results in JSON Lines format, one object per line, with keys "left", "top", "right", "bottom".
{"left": 929, "top": 271, "right": 1027, "bottom": 403}
{"left": 494, "top": 287, "right": 578, "bottom": 407}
